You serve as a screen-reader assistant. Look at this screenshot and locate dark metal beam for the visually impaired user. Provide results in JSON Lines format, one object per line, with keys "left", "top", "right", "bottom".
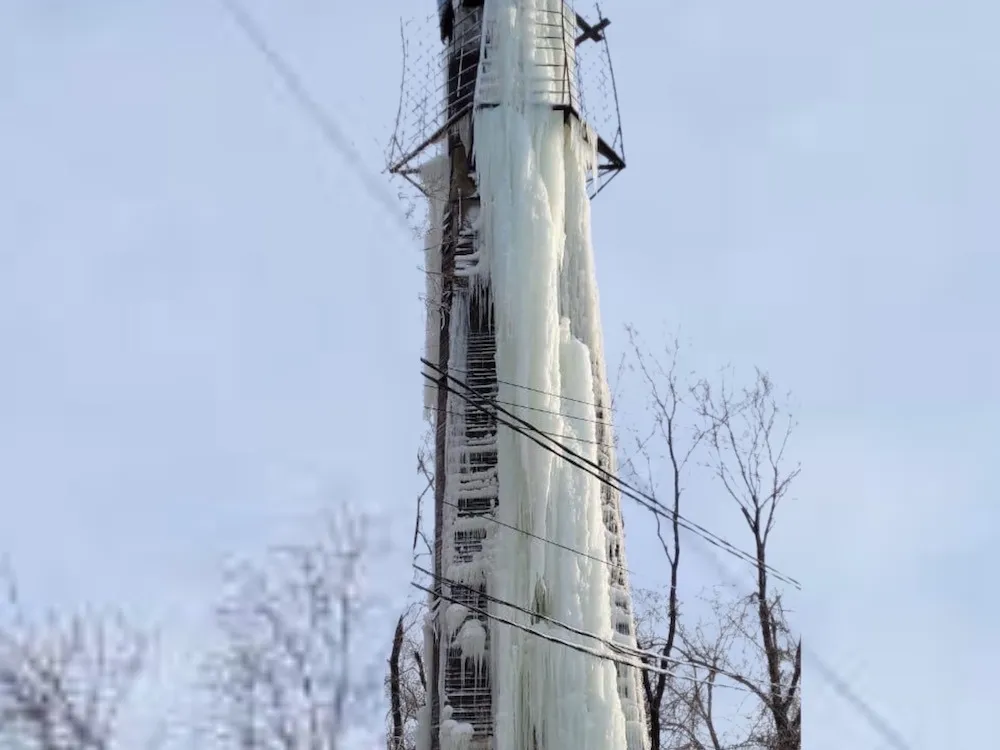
{"left": 575, "top": 14, "right": 610, "bottom": 46}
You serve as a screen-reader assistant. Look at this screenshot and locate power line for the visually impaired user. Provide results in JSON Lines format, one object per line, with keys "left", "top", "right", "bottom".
{"left": 425, "top": 365, "right": 797, "bottom": 588}
{"left": 410, "top": 576, "right": 760, "bottom": 695}
{"left": 215, "top": 0, "right": 412, "bottom": 234}
{"left": 416, "top": 563, "right": 777, "bottom": 692}
{"left": 421, "top": 359, "right": 801, "bottom": 590}
{"left": 215, "top": 5, "right": 903, "bottom": 741}
{"left": 446, "top": 364, "right": 618, "bottom": 412}
{"left": 423, "top": 382, "right": 613, "bottom": 427}
{"left": 438, "top": 497, "right": 634, "bottom": 578}
{"left": 423, "top": 391, "right": 908, "bottom": 745}
{"left": 671, "top": 503, "right": 909, "bottom": 749}
{"left": 425, "top": 367, "right": 909, "bottom": 746}
{"left": 421, "top": 405, "right": 613, "bottom": 448}
{"left": 808, "top": 653, "right": 911, "bottom": 750}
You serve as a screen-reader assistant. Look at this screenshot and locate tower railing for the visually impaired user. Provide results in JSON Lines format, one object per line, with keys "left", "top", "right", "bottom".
{"left": 388, "top": 1, "right": 625, "bottom": 198}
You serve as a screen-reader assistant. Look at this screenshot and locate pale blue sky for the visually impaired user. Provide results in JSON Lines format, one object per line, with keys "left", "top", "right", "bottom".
{"left": 0, "top": 1, "right": 996, "bottom": 748}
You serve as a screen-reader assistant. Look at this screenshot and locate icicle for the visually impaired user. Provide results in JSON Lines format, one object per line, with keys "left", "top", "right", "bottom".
{"left": 415, "top": 704, "right": 431, "bottom": 750}
{"left": 440, "top": 705, "right": 475, "bottom": 750}
{"left": 420, "top": 154, "right": 451, "bottom": 415}
{"left": 415, "top": 595, "right": 440, "bottom": 750}
{"left": 445, "top": 603, "right": 470, "bottom": 639}
{"left": 468, "top": 2, "right": 643, "bottom": 749}
{"left": 457, "top": 617, "right": 488, "bottom": 672}
{"left": 410, "top": 3, "right": 649, "bottom": 749}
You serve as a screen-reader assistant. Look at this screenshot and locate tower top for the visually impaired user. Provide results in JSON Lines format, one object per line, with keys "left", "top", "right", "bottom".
{"left": 391, "top": 1, "right": 626, "bottom": 197}
{"left": 437, "top": 1, "right": 484, "bottom": 43}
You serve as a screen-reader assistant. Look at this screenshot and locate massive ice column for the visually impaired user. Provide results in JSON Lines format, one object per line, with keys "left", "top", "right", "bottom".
{"left": 419, "top": 3, "right": 647, "bottom": 749}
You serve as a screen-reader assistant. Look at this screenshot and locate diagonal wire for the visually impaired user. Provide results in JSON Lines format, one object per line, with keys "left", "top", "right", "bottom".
{"left": 429, "top": 362, "right": 911, "bottom": 745}
{"left": 426, "top": 365, "right": 797, "bottom": 588}
{"left": 445, "top": 364, "right": 617, "bottom": 412}
{"left": 423, "top": 382, "right": 613, "bottom": 427}
{"left": 439, "top": 497, "right": 633, "bottom": 577}
{"left": 411, "top": 576, "right": 762, "bottom": 695}
{"left": 214, "top": 4, "right": 907, "bottom": 742}
{"left": 422, "top": 359, "right": 802, "bottom": 590}
{"left": 215, "top": 0, "right": 412, "bottom": 234}
{"left": 414, "top": 564, "right": 765, "bottom": 692}
{"left": 808, "top": 653, "right": 912, "bottom": 750}
{"left": 678, "top": 509, "right": 910, "bottom": 749}
{"left": 428, "top": 368, "right": 909, "bottom": 744}
{"left": 421, "top": 404, "right": 613, "bottom": 447}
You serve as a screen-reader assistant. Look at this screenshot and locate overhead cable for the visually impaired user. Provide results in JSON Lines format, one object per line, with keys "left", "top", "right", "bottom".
{"left": 410, "top": 579, "right": 760, "bottom": 695}
{"left": 216, "top": 4, "right": 902, "bottom": 741}
{"left": 215, "top": 0, "right": 412, "bottom": 234}
{"left": 423, "top": 382, "right": 613, "bottom": 427}
{"left": 414, "top": 563, "right": 797, "bottom": 695}
{"left": 438, "top": 497, "right": 634, "bottom": 577}
{"left": 420, "top": 360, "right": 801, "bottom": 590}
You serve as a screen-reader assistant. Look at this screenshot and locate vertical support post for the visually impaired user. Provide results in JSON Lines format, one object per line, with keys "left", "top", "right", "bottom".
{"left": 430, "top": 130, "right": 462, "bottom": 750}
{"left": 562, "top": 2, "right": 572, "bottom": 108}
{"left": 430, "top": 9, "right": 479, "bottom": 747}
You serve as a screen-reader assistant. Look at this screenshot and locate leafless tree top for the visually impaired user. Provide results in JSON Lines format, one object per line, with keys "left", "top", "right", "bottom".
{"left": 624, "top": 330, "right": 801, "bottom": 750}
{"left": 0, "top": 572, "right": 146, "bottom": 750}
{"left": 203, "top": 506, "right": 383, "bottom": 750}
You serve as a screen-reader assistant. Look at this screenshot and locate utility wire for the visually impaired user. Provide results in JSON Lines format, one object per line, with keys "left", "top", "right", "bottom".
{"left": 425, "top": 367, "right": 907, "bottom": 744}
{"left": 421, "top": 360, "right": 801, "bottom": 590}
{"left": 422, "top": 405, "right": 613, "bottom": 448}
{"left": 446, "top": 364, "right": 618, "bottom": 412}
{"left": 410, "top": 578, "right": 758, "bottom": 695}
{"left": 425, "top": 365, "right": 795, "bottom": 587}
{"left": 672, "top": 501, "right": 909, "bottom": 749}
{"left": 216, "top": 5, "right": 903, "bottom": 741}
{"left": 425, "top": 390, "right": 909, "bottom": 746}
{"left": 414, "top": 563, "right": 787, "bottom": 694}
{"left": 809, "top": 654, "right": 912, "bottom": 750}
{"left": 438, "top": 497, "right": 634, "bottom": 578}
{"left": 431, "top": 359, "right": 800, "bottom": 588}
{"left": 423, "top": 382, "right": 613, "bottom": 427}
{"left": 215, "top": 0, "right": 412, "bottom": 234}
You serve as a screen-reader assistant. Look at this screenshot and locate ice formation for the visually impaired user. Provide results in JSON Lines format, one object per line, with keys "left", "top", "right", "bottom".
{"left": 440, "top": 706, "right": 475, "bottom": 750}
{"left": 421, "top": 2, "right": 647, "bottom": 749}
{"left": 421, "top": 153, "right": 450, "bottom": 412}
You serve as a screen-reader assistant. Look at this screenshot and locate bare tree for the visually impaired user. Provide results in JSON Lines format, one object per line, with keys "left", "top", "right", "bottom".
{"left": 638, "top": 586, "right": 797, "bottom": 750}
{"left": 0, "top": 572, "right": 146, "bottom": 750}
{"left": 203, "top": 505, "right": 381, "bottom": 750}
{"left": 385, "top": 604, "right": 426, "bottom": 750}
{"left": 626, "top": 332, "right": 801, "bottom": 750}
{"left": 694, "top": 373, "right": 801, "bottom": 750}
{"left": 386, "top": 442, "right": 432, "bottom": 750}
{"left": 624, "top": 327, "right": 705, "bottom": 750}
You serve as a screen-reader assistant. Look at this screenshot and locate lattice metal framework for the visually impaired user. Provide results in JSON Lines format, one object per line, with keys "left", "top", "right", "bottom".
{"left": 391, "top": 3, "right": 639, "bottom": 749}
{"left": 388, "top": 1, "right": 626, "bottom": 198}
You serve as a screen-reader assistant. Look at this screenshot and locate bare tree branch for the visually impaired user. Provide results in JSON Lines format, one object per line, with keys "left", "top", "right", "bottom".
{"left": 695, "top": 371, "right": 801, "bottom": 749}
{"left": 204, "top": 504, "right": 379, "bottom": 750}
{"left": 0, "top": 573, "right": 146, "bottom": 750}
{"left": 384, "top": 604, "right": 425, "bottom": 750}
{"left": 628, "top": 329, "right": 801, "bottom": 750}
{"left": 626, "top": 327, "right": 713, "bottom": 750}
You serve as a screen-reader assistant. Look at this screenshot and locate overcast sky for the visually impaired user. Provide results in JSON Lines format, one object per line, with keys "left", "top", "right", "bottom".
{"left": 1, "top": 1, "right": 996, "bottom": 748}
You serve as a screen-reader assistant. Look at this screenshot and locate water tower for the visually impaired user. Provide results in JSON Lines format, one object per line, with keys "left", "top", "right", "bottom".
{"left": 389, "top": 3, "right": 642, "bottom": 749}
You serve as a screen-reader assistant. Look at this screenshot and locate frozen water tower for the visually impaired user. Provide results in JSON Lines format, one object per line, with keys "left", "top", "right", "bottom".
{"left": 388, "top": 3, "right": 641, "bottom": 749}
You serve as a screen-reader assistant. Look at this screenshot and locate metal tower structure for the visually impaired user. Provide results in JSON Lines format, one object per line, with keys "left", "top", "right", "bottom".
{"left": 390, "top": 3, "right": 640, "bottom": 748}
